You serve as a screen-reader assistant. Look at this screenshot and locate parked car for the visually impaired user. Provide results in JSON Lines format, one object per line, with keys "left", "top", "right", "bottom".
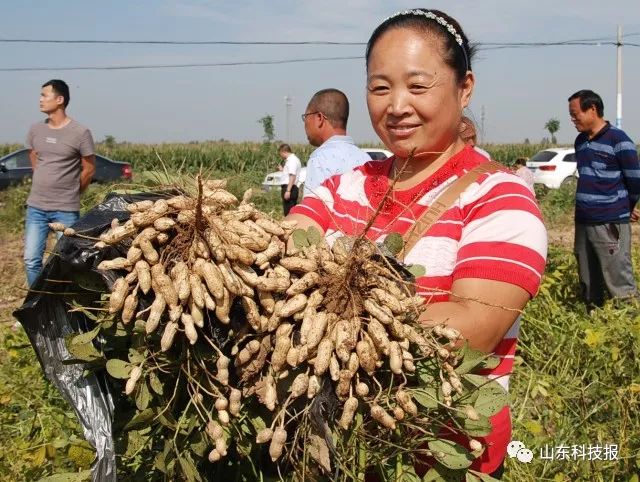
{"left": 362, "top": 148, "right": 393, "bottom": 161}
{"left": 261, "top": 147, "right": 392, "bottom": 191}
{"left": 526, "top": 148, "right": 577, "bottom": 189}
{"left": 0, "top": 148, "right": 132, "bottom": 190}
{"left": 261, "top": 166, "right": 308, "bottom": 193}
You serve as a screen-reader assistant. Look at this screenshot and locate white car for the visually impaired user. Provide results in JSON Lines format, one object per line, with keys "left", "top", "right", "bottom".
{"left": 527, "top": 148, "right": 577, "bottom": 189}
{"left": 261, "top": 148, "right": 392, "bottom": 191}
{"left": 261, "top": 167, "right": 307, "bottom": 192}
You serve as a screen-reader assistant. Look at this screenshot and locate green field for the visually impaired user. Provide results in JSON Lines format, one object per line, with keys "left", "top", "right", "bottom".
{"left": 0, "top": 143, "right": 638, "bottom": 481}
{"left": 2, "top": 140, "right": 564, "bottom": 171}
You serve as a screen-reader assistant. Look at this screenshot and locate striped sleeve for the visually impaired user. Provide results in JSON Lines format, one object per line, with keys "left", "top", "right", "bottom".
{"left": 289, "top": 176, "right": 339, "bottom": 231}
{"left": 616, "top": 134, "right": 640, "bottom": 207}
{"left": 453, "top": 173, "right": 547, "bottom": 296}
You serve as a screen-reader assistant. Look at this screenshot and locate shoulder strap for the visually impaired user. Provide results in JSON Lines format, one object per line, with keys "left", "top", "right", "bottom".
{"left": 399, "top": 160, "right": 504, "bottom": 260}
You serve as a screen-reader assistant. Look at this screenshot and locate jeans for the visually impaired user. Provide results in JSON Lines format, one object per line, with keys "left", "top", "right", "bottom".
{"left": 24, "top": 206, "right": 79, "bottom": 287}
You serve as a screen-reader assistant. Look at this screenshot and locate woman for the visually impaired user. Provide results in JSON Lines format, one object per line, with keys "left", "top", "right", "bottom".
{"left": 288, "top": 9, "right": 547, "bottom": 477}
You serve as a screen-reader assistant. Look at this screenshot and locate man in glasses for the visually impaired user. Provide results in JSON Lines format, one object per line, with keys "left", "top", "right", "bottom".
{"left": 301, "top": 88, "right": 371, "bottom": 198}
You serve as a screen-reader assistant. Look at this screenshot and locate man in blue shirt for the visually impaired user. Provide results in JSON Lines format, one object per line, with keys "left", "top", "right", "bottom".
{"left": 301, "top": 89, "right": 372, "bottom": 198}
{"left": 568, "top": 89, "right": 640, "bottom": 308}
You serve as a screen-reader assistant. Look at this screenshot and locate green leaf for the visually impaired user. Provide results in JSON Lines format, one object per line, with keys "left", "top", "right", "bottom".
{"left": 124, "top": 430, "right": 148, "bottom": 457}
{"left": 396, "top": 463, "right": 421, "bottom": 482}
{"left": 462, "top": 374, "right": 487, "bottom": 387}
{"left": 469, "top": 471, "right": 501, "bottom": 482}
{"left": 306, "top": 226, "right": 322, "bottom": 245}
{"left": 428, "top": 439, "right": 474, "bottom": 470}
{"left": 157, "top": 411, "right": 178, "bottom": 430}
{"left": 188, "top": 432, "right": 209, "bottom": 458}
{"left": 106, "top": 358, "right": 132, "bottom": 379}
{"left": 453, "top": 344, "right": 487, "bottom": 375}
{"left": 383, "top": 232, "right": 404, "bottom": 256}
{"left": 65, "top": 338, "right": 103, "bottom": 363}
{"left": 133, "top": 319, "right": 147, "bottom": 334}
{"left": 154, "top": 450, "right": 168, "bottom": 474}
{"left": 35, "top": 471, "right": 92, "bottom": 482}
{"left": 32, "top": 445, "right": 46, "bottom": 466}
{"left": 416, "top": 358, "right": 440, "bottom": 386}
{"left": 249, "top": 413, "right": 267, "bottom": 432}
{"left": 123, "top": 408, "right": 155, "bottom": 431}
{"left": 422, "top": 465, "right": 465, "bottom": 482}
{"left": 154, "top": 440, "right": 174, "bottom": 474}
{"left": 149, "top": 371, "right": 164, "bottom": 395}
{"left": 135, "top": 380, "right": 151, "bottom": 411}
{"left": 128, "top": 348, "right": 146, "bottom": 365}
{"left": 457, "top": 414, "right": 493, "bottom": 437}
{"left": 407, "top": 265, "right": 426, "bottom": 278}
{"left": 480, "top": 356, "right": 500, "bottom": 370}
{"left": 292, "top": 229, "right": 310, "bottom": 249}
{"left": 70, "top": 325, "right": 101, "bottom": 346}
{"left": 177, "top": 451, "right": 203, "bottom": 482}
{"left": 473, "top": 381, "right": 509, "bottom": 418}
{"left": 52, "top": 437, "right": 70, "bottom": 449}
{"left": 412, "top": 387, "right": 439, "bottom": 409}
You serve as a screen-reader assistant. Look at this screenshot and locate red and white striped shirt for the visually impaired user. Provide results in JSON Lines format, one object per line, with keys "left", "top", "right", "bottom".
{"left": 291, "top": 145, "right": 547, "bottom": 473}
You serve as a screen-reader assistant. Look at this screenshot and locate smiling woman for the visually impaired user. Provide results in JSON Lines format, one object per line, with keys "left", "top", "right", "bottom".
{"left": 288, "top": 8, "right": 547, "bottom": 478}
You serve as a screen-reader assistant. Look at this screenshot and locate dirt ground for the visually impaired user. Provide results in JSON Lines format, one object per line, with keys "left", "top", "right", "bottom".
{"left": 0, "top": 234, "right": 27, "bottom": 316}
{"left": 0, "top": 233, "right": 55, "bottom": 324}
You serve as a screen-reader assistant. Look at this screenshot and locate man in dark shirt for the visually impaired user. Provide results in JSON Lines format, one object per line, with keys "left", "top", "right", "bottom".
{"left": 24, "top": 79, "right": 96, "bottom": 286}
{"left": 568, "top": 89, "right": 640, "bottom": 307}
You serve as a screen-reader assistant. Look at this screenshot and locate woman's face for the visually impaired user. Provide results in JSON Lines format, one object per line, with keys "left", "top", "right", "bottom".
{"left": 366, "top": 27, "right": 474, "bottom": 159}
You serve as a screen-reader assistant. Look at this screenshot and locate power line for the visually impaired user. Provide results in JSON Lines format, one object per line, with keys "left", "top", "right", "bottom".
{"left": 0, "top": 55, "right": 363, "bottom": 72}
{"left": 479, "top": 41, "right": 640, "bottom": 51}
{"left": 0, "top": 38, "right": 365, "bottom": 46}
{"left": 0, "top": 32, "right": 637, "bottom": 46}
{"left": 0, "top": 36, "right": 636, "bottom": 72}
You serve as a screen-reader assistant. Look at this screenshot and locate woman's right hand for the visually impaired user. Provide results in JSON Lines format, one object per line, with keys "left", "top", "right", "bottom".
{"left": 283, "top": 213, "right": 325, "bottom": 254}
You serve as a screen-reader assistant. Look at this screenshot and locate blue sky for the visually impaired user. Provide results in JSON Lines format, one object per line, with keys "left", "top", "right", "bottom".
{"left": 1, "top": 0, "right": 639, "bottom": 147}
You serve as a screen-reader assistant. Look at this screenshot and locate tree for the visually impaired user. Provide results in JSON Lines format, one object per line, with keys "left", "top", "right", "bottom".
{"left": 257, "top": 115, "right": 275, "bottom": 143}
{"left": 544, "top": 118, "right": 560, "bottom": 145}
{"left": 103, "top": 135, "right": 116, "bottom": 150}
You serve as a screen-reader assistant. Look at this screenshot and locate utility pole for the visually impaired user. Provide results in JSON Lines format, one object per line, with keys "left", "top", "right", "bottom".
{"left": 284, "top": 95, "right": 292, "bottom": 141}
{"left": 616, "top": 25, "right": 623, "bottom": 128}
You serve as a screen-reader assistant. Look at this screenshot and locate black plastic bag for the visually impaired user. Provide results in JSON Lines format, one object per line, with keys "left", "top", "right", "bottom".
{"left": 13, "top": 191, "right": 167, "bottom": 482}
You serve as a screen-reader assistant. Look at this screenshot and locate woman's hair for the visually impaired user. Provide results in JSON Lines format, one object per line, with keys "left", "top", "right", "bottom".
{"left": 514, "top": 157, "right": 528, "bottom": 166}
{"left": 365, "top": 9, "right": 475, "bottom": 83}
{"left": 459, "top": 116, "right": 478, "bottom": 144}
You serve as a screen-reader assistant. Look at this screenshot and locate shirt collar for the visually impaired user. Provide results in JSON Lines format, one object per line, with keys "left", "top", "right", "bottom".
{"left": 589, "top": 121, "right": 610, "bottom": 141}
{"left": 324, "top": 135, "right": 355, "bottom": 145}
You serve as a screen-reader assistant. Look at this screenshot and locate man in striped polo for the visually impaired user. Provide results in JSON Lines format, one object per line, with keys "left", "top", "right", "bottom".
{"left": 568, "top": 89, "right": 640, "bottom": 308}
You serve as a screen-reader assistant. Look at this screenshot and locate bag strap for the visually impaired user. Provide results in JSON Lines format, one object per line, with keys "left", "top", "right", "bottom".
{"left": 399, "top": 160, "right": 504, "bottom": 260}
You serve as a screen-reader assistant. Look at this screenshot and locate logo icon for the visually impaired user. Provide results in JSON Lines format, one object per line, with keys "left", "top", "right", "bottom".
{"left": 507, "top": 440, "right": 534, "bottom": 463}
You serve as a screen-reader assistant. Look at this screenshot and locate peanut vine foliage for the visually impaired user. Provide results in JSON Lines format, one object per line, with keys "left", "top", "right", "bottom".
{"left": 58, "top": 177, "right": 507, "bottom": 481}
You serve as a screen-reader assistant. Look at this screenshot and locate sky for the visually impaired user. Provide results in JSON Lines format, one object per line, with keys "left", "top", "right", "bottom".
{"left": 1, "top": 0, "right": 639, "bottom": 148}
